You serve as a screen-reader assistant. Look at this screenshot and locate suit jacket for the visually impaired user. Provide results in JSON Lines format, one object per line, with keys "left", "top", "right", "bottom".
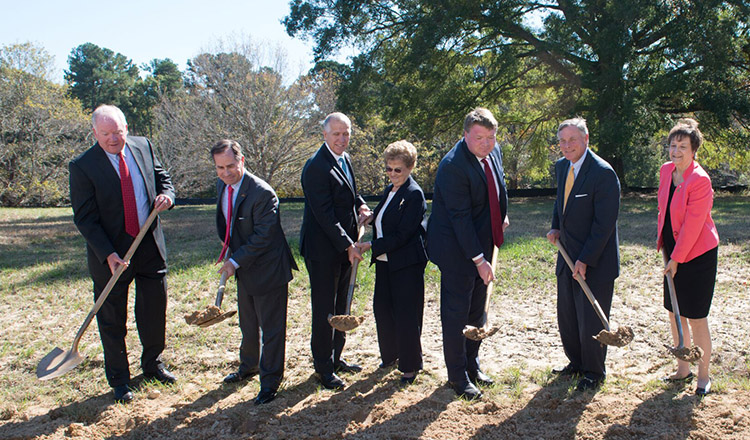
{"left": 370, "top": 175, "right": 428, "bottom": 272}
{"left": 69, "top": 136, "right": 174, "bottom": 263}
{"left": 656, "top": 160, "right": 719, "bottom": 263}
{"left": 551, "top": 148, "right": 620, "bottom": 284}
{"left": 300, "top": 144, "right": 366, "bottom": 262}
{"left": 217, "top": 170, "right": 297, "bottom": 294}
{"left": 426, "top": 139, "right": 508, "bottom": 275}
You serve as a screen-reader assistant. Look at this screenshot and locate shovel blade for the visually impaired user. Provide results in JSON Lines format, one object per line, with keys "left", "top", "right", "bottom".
{"left": 197, "top": 310, "right": 237, "bottom": 328}
{"left": 36, "top": 347, "right": 85, "bottom": 380}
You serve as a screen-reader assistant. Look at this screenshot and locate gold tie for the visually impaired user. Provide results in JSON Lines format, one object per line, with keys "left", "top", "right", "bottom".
{"left": 563, "top": 165, "right": 575, "bottom": 211}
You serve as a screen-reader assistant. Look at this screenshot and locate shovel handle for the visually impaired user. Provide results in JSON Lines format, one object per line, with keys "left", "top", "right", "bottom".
{"left": 70, "top": 209, "right": 160, "bottom": 352}
{"left": 482, "top": 245, "right": 499, "bottom": 323}
{"left": 554, "top": 239, "right": 611, "bottom": 331}
{"left": 343, "top": 223, "right": 366, "bottom": 316}
{"left": 662, "top": 248, "right": 685, "bottom": 349}
{"left": 214, "top": 250, "right": 232, "bottom": 307}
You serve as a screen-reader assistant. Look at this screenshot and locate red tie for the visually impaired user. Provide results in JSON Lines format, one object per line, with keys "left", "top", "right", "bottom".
{"left": 481, "top": 158, "right": 504, "bottom": 247}
{"left": 217, "top": 185, "right": 234, "bottom": 263}
{"left": 119, "top": 152, "right": 140, "bottom": 237}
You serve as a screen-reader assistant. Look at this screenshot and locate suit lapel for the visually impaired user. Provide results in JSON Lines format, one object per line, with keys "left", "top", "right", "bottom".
{"left": 231, "top": 171, "right": 253, "bottom": 228}
{"left": 126, "top": 140, "right": 153, "bottom": 201}
{"left": 459, "top": 140, "right": 487, "bottom": 184}
{"left": 322, "top": 145, "right": 356, "bottom": 196}
{"left": 563, "top": 149, "right": 592, "bottom": 217}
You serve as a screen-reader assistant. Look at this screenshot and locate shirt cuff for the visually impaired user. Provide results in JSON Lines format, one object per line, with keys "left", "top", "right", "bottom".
{"left": 229, "top": 258, "right": 240, "bottom": 269}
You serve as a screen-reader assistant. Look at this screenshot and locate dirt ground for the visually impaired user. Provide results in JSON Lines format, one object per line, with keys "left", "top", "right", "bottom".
{"left": 1, "top": 201, "right": 749, "bottom": 439}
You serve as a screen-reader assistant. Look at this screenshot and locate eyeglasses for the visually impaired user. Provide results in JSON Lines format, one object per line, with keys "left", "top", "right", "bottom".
{"left": 385, "top": 167, "right": 403, "bottom": 174}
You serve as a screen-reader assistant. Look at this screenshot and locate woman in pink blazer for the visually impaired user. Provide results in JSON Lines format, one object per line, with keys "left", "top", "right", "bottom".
{"left": 656, "top": 119, "right": 719, "bottom": 396}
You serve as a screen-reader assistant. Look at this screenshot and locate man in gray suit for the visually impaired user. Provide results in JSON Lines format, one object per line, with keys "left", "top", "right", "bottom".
{"left": 546, "top": 118, "right": 620, "bottom": 392}
{"left": 212, "top": 139, "right": 297, "bottom": 405}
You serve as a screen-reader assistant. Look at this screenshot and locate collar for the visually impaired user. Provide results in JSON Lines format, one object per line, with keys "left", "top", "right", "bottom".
{"left": 325, "top": 143, "right": 345, "bottom": 162}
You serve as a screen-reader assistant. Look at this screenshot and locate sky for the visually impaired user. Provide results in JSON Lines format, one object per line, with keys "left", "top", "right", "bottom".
{"left": 0, "top": 0, "right": 347, "bottom": 83}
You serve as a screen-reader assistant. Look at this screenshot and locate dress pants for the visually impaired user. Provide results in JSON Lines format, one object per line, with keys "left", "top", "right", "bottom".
{"left": 440, "top": 269, "right": 487, "bottom": 383}
{"left": 88, "top": 234, "right": 167, "bottom": 388}
{"left": 557, "top": 270, "right": 614, "bottom": 378}
{"left": 236, "top": 279, "right": 288, "bottom": 391}
{"left": 374, "top": 261, "right": 425, "bottom": 373}
{"left": 305, "top": 257, "right": 351, "bottom": 375}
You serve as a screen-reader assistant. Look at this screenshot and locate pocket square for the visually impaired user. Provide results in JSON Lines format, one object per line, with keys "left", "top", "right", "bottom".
{"left": 575, "top": 194, "right": 588, "bottom": 198}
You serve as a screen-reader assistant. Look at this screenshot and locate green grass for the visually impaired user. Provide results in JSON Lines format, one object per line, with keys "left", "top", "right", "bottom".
{"left": 0, "top": 193, "right": 748, "bottom": 419}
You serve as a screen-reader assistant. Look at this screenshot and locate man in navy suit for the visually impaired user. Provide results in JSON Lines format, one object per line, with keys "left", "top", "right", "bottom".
{"left": 212, "top": 139, "right": 297, "bottom": 405}
{"left": 300, "top": 112, "right": 371, "bottom": 390}
{"left": 426, "top": 108, "right": 509, "bottom": 400}
{"left": 546, "top": 118, "right": 620, "bottom": 392}
{"left": 69, "top": 105, "right": 175, "bottom": 403}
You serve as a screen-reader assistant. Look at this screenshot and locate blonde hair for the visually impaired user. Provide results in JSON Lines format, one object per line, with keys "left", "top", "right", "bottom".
{"left": 384, "top": 140, "right": 417, "bottom": 168}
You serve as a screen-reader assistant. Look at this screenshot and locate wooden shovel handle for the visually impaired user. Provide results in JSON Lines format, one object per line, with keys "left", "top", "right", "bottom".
{"left": 662, "top": 248, "right": 685, "bottom": 348}
{"left": 71, "top": 209, "right": 160, "bottom": 352}
{"left": 554, "top": 239, "right": 611, "bottom": 331}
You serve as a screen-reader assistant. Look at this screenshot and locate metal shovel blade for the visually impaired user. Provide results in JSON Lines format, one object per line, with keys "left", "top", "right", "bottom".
{"left": 197, "top": 310, "right": 237, "bottom": 328}
{"left": 36, "top": 347, "right": 85, "bottom": 381}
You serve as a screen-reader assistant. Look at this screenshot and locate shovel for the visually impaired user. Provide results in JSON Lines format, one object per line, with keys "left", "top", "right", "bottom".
{"left": 554, "top": 239, "right": 634, "bottom": 347}
{"left": 463, "top": 246, "right": 501, "bottom": 341}
{"left": 184, "top": 270, "right": 237, "bottom": 328}
{"left": 328, "top": 223, "right": 367, "bottom": 332}
{"left": 662, "top": 249, "right": 703, "bottom": 363}
{"left": 37, "top": 209, "right": 159, "bottom": 380}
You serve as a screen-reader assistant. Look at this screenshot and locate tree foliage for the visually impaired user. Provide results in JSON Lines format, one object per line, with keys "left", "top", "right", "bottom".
{"left": 285, "top": 0, "right": 750, "bottom": 186}
{"left": 154, "top": 40, "right": 328, "bottom": 197}
{"left": 1, "top": 43, "right": 89, "bottom": 206}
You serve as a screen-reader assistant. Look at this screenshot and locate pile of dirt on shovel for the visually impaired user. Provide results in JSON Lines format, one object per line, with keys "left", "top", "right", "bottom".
{"left": 328, "top": 315, "right": 366, "bottom": 331}
{"left": 668, "top": 344, "right": 704, "bottom": 363}
{"left": 463, "top": 325, "right": 500, "bottom": 341}
{"left": 593, "top": 326, "right": 634, "bottom": 347}
{"left": 184, "top": 305, "right": 223, "bottom": 326}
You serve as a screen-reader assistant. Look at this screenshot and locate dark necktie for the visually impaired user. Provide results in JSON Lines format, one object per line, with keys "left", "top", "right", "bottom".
{"left": 481, "top": 158, "right": 504, "bottom": 247}
{"left": 119, "top": 151, "right": 139, "bottom": 237}
{"left": 217, "top": 185, "right": 234, "bottom": 263}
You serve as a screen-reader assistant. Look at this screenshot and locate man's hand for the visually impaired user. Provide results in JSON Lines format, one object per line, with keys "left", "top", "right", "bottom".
{"left": 573, "top": 260, "right": 587, "bottom": 281}
{"left": 503, "top": 215, "right": 510, "bottom": 231}
{"left": 218, "top": 260, "right": 236, "bottom": 277}
{"left": 664, "top": 258, "right": 678, "bottom": 278}
{"left": 546, "top": 229, "right": 560, "bottom": 245}
{"left": 106, "top": 252, "right": 128, "bottom": 275}
{"left": 154, "top": 194, "right": 173, "bottom": 213}
{"left": 356, "top": 241, "right": 372, "bottom": 254}
{"left": 358, "top": 206, "right": 372, "bottom": 225}
{"left": 476, "top": 258, "right": 495, "bottom": 285}
{"left": 347, "top": 244, "right": 364, "bottom": 265}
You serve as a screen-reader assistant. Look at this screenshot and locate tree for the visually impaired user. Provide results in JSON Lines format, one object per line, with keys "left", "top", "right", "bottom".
{"left": 129, "top": 58, "right": 183, "bottom": 137}
{"left": 65, "top": 42, "right": 139, "bottom": 115}
{"left": 285, "top": 0, "right": 750, "bottom": 186}
{"left": 154, "top": 39, "right": 326, "bottom": 197}
{"left": 1, "top": 43, "right": 89, "bottom": 206}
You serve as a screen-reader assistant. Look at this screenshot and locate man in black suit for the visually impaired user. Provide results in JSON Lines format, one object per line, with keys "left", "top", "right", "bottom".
{"left": 69, "top": 105, "right": 175, "bottom": 404}
{"left": 426, "top": 108, "right": 509, "bottom": 400}
{"left": 300, "top": 112, "right": 371, "bottom": 390}
{"left": 546, "top": 118, "right": 620, "bottom": 392}
{"left": 211, "top": 139, "right": 297, "bottom": 405}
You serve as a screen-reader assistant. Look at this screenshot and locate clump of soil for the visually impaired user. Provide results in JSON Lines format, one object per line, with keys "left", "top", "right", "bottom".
{"left": 184, "top": 305, "right": 223, "bottom": 326}
{"left": 463, "top": 325, "right": 500, "bottom": 341}
{"left": 328, "top": 314, "right": 366, "bottom": 331}
{"left": 593, "top": 326, "right": 634, "bottom": 347}
{"left": 666, "top": 344, "right": 704, "bottom": 362}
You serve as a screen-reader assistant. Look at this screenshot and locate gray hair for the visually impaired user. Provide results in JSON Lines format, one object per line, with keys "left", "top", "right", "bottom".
{"left": 557, "top": 118, "right": 588, "bottom": 137}
{"left": 322, "top": 112, "right": 352, "bottom": 132}
{"left": 92, "top": 105, "right": 127, "bottom": 129}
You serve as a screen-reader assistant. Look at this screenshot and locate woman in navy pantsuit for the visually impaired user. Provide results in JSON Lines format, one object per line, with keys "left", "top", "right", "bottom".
{"left": 358, "top": 140, "right": 428, "bottom": 384}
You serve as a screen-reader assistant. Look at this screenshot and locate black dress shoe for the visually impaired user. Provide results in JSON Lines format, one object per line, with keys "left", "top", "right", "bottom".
{"left": 318, "top": 372, "right": 346, "bottom": 390}
{"left": 400, "top": 372, "right": 417, "bottom": 384}
{"left": 468, "top": 369, "right": 494, "bottom": 387}
{"left": 254, "top": 388, "right": 277, "bottom": 405}
{"left": 449, "top": 380, "right": 482, "bottom": 400}
{"left": 113, "top": 384, "right": 134, "bottom": 403}
{"left": 552, "top": 364, "right": 581, "bottom": 378}
{"left": 223, "top": 370, "right": 258, "bottom": 384}
{"left": 576, "top": 376, "right": 603, "bottom": 392}
{"left": 144, "top": 367, "right": 176, "bottom": 385}
{"left": 334, "top": 359, "right": 362, "bottom": 374}
{"left": 379, "top": 360, "right": 398, "bottom": 369}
